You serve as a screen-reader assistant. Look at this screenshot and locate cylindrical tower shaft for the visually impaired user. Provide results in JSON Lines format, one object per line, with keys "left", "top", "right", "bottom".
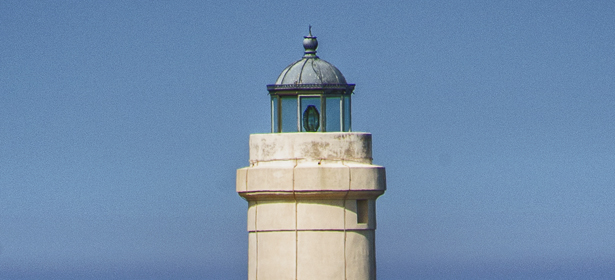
{"left": 237, "top": 133, "right": 386, "bottom": 279}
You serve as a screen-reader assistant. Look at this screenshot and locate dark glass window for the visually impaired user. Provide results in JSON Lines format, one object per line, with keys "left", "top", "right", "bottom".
{"left": 281, "top": 96, "right": 298, "bottom": 132}
{"left": 343, "top": 95, "right": 351, "bottom": 132}
{"left": 326, "top": 96, "right": 341, "bottom": 132}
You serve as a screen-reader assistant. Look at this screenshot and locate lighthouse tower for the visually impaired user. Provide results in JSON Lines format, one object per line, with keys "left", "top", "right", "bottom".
{"left": 236, "top": 28, "right": 386, "bottom": 280}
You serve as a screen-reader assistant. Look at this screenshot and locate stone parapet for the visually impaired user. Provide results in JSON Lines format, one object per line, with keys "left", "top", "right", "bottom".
{"left": 237, "top": 132, "right": 386, "bottom": 199}
{"left": 248, "top": 132, "right": 373, "bottom": 164}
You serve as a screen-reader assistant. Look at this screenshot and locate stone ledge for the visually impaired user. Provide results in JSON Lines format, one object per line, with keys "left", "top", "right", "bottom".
{"left": 237, "top": 190, "right": 384, "bottom": 200}
{"left": 237, "top": 164, "right": 386, "bottom": 193}
{"left": 248, "top": 229, "right": 374, "bottom": 232}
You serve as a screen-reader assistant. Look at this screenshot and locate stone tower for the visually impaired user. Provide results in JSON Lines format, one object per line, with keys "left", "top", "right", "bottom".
{"left": 236, "top": 28, "right": 386, "bottom": 280}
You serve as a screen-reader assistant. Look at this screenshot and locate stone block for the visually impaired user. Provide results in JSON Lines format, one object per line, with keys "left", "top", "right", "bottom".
{"left": 247, "top": 201, "right": 256, "bottom": 231}
{"left": 294, "top": 164, "right": 350, "bottom": 191}
{"left": 248, "top": 232, "right": 257, "bottom": 280}
{"left": 296, "top": 199, "right": 344, "bottom": 230}
{"left": 257, "top": 231, "right": 296, "bottom": 280}
{"left": 246, "top": 165, "right": 294, "bottom": 192}
{"left": 236, "top": 168, "right": 247, "bottom": 192}
{"left": 345, "top": 230, "right": 375, "bottom": 280}
{"left": 255, "top": 200, "right": 296, "bottom": 231}
{"left": 350, "top": 166, "right": 386, "bottom": 191}
{"left": 297, "top": 231, "right": 345, "bottom": 279}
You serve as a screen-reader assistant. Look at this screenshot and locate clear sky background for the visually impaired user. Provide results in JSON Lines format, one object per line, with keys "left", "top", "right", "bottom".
{"left": 1, "top": 1, "right": 614, "bottom": 279}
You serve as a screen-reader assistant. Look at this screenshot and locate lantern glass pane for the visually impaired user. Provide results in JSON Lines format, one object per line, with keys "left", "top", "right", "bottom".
{"left": 343, "top": 95, "right": 351, "bottom": 132}
{"left": 326, "top": 96, "right": 341, "bottom": 132}
{"left": 300, "top": 97, "right": 321, "bottom": 132}
{"left": 281, "top": 96, "right": 297, "bottom": 132}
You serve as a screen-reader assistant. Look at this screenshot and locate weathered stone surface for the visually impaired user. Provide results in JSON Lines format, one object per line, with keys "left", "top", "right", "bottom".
{"left": 246, "top": 199, "right": 375, "bottom": 232}
{"left": 238, "top": 163, "right": 385, "bottom": 198}
{"left": 246, "top": 165, "right": 294, "bottom": 192}
{"left": 350, "top": 165, "right": 386, "bottom": 191}
{"left": 296, "top": 199, "right": 345, "bottom": 230}
{"left": 238, "top": 132, "right": 385, "bottom": 280}
{"left": 297, "top": 231, "right": 345, "bottom": 279}
{"left": 255, "top": 200, "right": 296, "bottom": 231}
{"left": 249, "top": 132, "right": 373, "bottom": 164}
{"left": 345, "top": 231, "right": 376, "bottom": 280}
{"left": 248, "top": 232, "right": 257, "bottom": 280}
{"left": 236, "top": 168, "right": 247, "bottom": 192}
{"left": 256, "top": 231, "right": 296, "bottom": 279}
{"left": 293, "top": 163, "right": 350, "bottom": 191}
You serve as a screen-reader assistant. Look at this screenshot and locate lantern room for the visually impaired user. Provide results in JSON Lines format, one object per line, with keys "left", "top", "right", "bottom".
{"left": 267, "top": 27, "right": 355, "bottom": 133}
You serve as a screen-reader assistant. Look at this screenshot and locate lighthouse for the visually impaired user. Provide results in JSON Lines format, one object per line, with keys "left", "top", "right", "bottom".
{"left": 236, "top": 28, "right": 386, "bottom": 280}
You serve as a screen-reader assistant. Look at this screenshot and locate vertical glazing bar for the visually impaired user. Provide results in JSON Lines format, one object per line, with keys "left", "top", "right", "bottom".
{"left": 342, "top": 96, "right": 346, "bottom": 131}
{"left": 296, "top": 96, "right": 301, "bottom": 132}
{"left": 271, "top": 96, "right": 275, "bottom": 133}
{"left": 343, "top": 95, "right": 352, "bottom": 132}
{"left": 321, "top": 96, "right": 326, "bottom": 132}
{"left": 348, "top": 96, "right": 352, "bottom": 132}
{"left": 277, "top": 97, "right": 281, "bottom": 133}
{"left": 339, "top": 96, "right": 343, "bottom": 131}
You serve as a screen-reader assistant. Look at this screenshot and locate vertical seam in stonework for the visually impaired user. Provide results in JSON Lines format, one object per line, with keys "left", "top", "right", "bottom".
{"left": 254, "top": 200, "right": 258, "bottom": 280}
{"left": 244, "top": 168, "right": 248, "bottom": 193}
{"left": 373, "top": 230, "right": 377, "bottom": 280}
{"left": 341, "top": 159, "right": 350, "bottom": 280}
{"left": 293, "top": 158, "right": 298, "bottom": 280}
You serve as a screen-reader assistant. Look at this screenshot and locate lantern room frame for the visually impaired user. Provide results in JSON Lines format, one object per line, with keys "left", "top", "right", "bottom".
{"left": 267, "top": 83, "right": 355, "bottom": 133}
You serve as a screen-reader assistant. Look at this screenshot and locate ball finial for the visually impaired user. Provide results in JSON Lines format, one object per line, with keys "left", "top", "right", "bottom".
{"left": 303, "top": 25, "right": 318, "bottom": 58}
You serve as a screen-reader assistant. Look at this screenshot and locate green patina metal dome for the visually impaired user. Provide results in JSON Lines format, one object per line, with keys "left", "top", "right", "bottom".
{"left": 267, "top": 27, "right": 354, "bottom": 93}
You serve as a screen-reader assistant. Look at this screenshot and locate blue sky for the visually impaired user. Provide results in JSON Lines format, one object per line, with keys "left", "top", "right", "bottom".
{"left": 1, "top": 1, "right": 614, "bottom": 279}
